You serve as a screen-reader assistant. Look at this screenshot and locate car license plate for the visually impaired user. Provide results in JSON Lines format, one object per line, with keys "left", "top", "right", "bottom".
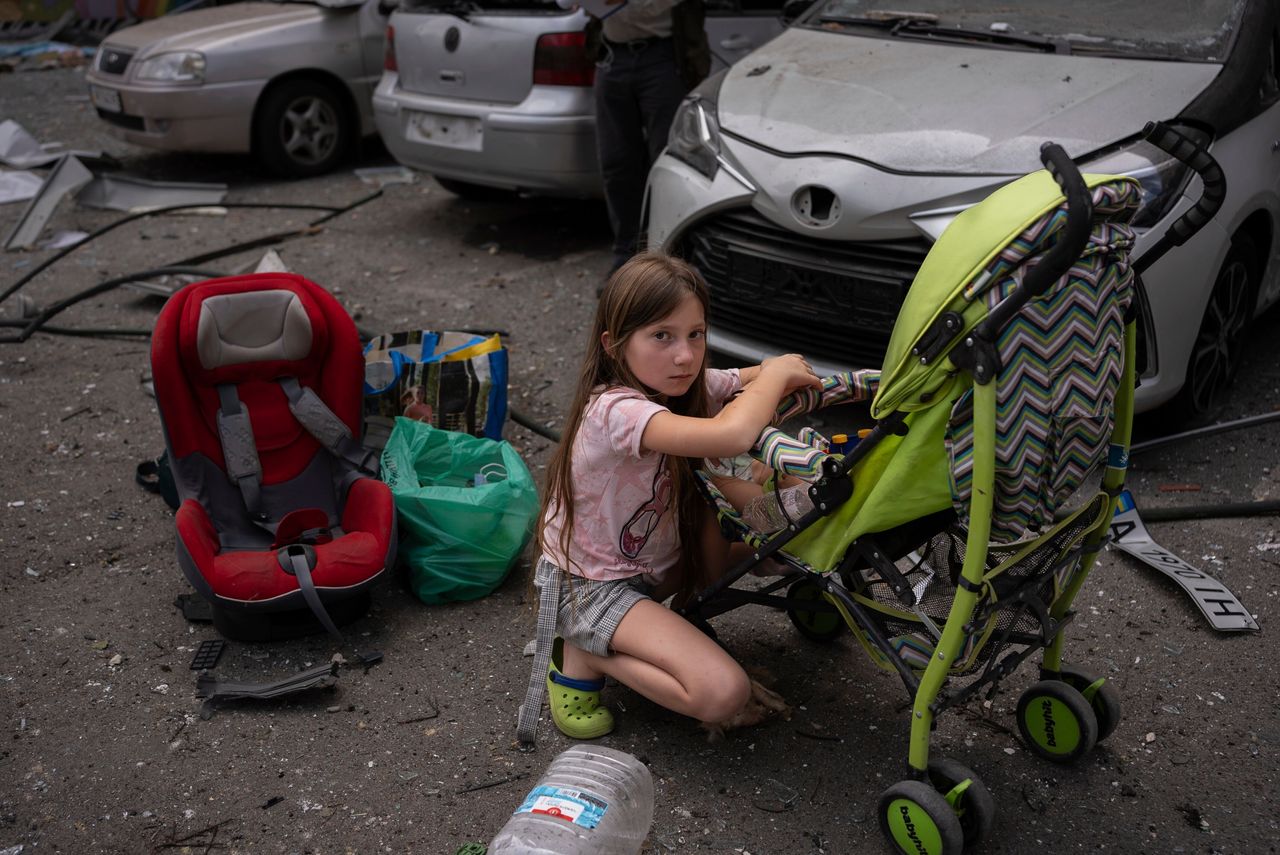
{"left": 410, "top": 112, "right": 481, "bottom": 151}
{"left": 90, "top": 85, "right": 122, "bottom": 113}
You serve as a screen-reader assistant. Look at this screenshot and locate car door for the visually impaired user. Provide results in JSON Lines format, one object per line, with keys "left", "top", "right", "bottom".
{"left": 704, "top": 0, "right": 787, "bottom": 72}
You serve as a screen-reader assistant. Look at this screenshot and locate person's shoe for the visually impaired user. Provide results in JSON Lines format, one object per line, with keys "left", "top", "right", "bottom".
{"left": 547, "top": 637, "right": 614, "bottom": 739}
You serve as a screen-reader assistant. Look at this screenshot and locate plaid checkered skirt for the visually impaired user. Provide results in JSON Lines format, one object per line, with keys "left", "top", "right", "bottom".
{"left": 515, "top": 556, "right": 651, "bottom": 746}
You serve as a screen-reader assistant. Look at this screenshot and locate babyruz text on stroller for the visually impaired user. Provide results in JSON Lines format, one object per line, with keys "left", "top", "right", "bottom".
{"left": 682, "top": 123, "right": 1227, "bottom": 854}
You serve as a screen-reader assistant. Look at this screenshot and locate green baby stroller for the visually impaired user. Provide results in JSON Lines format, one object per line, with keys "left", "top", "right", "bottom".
{"left": 684, "top": 124, "right": 1224, "bottom": 854}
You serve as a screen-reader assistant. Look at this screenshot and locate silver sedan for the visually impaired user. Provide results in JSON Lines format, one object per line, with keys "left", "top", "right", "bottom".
{"left": 84, "top": 0, "right": 392, "bottom": 177}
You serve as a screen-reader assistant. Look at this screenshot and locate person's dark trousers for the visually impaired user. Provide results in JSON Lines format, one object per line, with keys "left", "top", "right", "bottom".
{"left": 594, "top": 38, "right": 688, "bottom": 267}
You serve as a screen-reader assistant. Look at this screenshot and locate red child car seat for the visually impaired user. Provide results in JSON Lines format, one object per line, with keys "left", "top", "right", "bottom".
{"left": 151, "top": 272, "right": 396, "bottom": 641}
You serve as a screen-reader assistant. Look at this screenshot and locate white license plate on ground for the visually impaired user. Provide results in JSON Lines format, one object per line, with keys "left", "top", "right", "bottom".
{"left": 410, "top": 112, "right": 481, "bottom": 151}
{"left": 90, "top": 85, "right": 122, "bottom": 113}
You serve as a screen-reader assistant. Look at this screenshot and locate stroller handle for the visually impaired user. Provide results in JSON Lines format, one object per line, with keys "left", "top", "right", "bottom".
{"left": 1133, "top": 120, "right": 1226, "bottom": 276}
{"left": 974, "top": 142, "right": 1092, "bottom": 342}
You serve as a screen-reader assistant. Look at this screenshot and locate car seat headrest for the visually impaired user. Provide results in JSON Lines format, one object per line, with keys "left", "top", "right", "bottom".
{"left": 196, "top": 290, "right": 313, "bottom": 370}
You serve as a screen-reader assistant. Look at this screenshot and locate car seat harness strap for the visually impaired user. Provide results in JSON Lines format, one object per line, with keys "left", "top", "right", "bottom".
{"left": 216, "top": 383, "right": 265, "bottom": 518}
{"left": 277, "top": 543, "right": 345, "bottom": 642}
{"left": 279, "top": 377, "right": 379, "bottom": 475}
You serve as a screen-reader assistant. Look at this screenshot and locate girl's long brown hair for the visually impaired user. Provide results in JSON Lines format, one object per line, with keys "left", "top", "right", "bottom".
{"left": 537, "top": 253, "right": 714, "bottom": 604}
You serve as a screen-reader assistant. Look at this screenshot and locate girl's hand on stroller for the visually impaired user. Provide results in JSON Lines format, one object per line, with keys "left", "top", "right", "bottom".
{"left": 761, "top": 353, "right": 821, "bottom": 393}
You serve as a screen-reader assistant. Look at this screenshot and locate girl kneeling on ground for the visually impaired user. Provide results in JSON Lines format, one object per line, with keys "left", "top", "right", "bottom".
{"left": 516, "top": 252, "right": 820, "bottom": 745}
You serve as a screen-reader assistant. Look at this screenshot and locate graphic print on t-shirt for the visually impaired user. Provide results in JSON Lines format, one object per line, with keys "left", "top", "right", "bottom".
{"left": 620, "top": 455, "right": 671, "bottom": 559}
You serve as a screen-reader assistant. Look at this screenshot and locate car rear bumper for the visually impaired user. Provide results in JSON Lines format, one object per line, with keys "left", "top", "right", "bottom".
{"left": 84, "top": 71, "right": 260, "bottom": 153}
{"left": 373, "top": 74, "right": 601, "bottom": 197}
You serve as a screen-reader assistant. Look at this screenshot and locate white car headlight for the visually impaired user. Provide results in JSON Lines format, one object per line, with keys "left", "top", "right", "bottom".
{"left": 135, "top": 51, "right": 206, "bottom": 83}
{"left": 1082, "top": 131, "right": 1208, "bottom": 228}
{"left": 667, "top": 96, "right": 721, "bottom": 180}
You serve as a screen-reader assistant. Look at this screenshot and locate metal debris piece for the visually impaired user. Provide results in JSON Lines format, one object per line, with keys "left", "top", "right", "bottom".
{"left": 4, "top": 154, "right": 93, "bottom": 251}
{"left": 0, "top": 169, "right": 44, "bottom": 205}
{"left": 75, "top": 173, "right": 227, "bottom": 213}
{"left": 1109, "top": 490, "right": 1258, "bottom": 632}
{"left": 354, "top": 165, "right": 416, "bottom": 186}
{"left": 196, "top": 661, "right": 340, "bottom": 719}
{"left": 0, "top": 119, "right": 108, "bottom": 169}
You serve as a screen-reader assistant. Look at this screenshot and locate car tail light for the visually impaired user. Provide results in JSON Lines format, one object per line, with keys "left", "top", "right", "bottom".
{"left": 533, "top": 32, "right": 594, "bottom": 87}
{"left": 384, "top": 25, "right": 397, "bottom": 72}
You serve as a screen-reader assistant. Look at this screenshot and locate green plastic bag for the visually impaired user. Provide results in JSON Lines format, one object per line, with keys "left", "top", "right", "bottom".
{"left": 380, "top": 417, "right": 538, "bottom": 604}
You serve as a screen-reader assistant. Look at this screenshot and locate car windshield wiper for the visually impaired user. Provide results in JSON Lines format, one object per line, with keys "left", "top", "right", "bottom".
{"left": 815, "top": 10, "right": 937, "bottom": 29}
{"left": 888, "top": 18, "right": 1070, "bottom": 54}
{"left": 814, "top": 11, "right": 1071, "bottom": 55}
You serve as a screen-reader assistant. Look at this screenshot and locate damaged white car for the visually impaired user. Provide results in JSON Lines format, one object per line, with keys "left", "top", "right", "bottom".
{"left": 647, "top": 0, "right": 1280, "bottom": 420}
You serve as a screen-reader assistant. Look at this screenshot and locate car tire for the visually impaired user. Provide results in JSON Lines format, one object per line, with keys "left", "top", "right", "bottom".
{"left": 255, "top": 78, "right": 353, "bottom": 179}
{"left": 1168, "top": 233, "right": 1260, "bottom": 423}
{"left": 434, "top": 176, "right": 517, "bottom": 201}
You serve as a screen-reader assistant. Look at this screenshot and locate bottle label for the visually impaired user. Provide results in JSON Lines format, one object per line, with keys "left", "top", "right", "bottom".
{"left": 515, "top": 785, "right": 609, "bottom": 829}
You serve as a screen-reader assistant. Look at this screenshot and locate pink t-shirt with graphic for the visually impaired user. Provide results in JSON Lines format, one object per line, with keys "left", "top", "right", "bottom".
{"left": 541, "top": 368, "right": 742, "bottom": 585}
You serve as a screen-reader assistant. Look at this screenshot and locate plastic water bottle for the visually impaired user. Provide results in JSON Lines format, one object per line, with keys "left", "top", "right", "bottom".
{"left": 488, "top": 746, "right": 655, "bottom": 855}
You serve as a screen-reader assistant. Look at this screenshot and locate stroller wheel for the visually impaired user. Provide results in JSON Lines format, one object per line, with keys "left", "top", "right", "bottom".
{"left": 926, "top": 757, "right": 995, "bottom": 846}
{"left": 785, "top": 577, "right": 846, "bottom": 642}
{"left": 1055, "top": 665, "right": 1122, "bottom": 742}
{"left": 1016, "top": 680, "right": 1099, "bottom": 764}
{"left": 878, "top": 779, "right": 964, "bottom": 855}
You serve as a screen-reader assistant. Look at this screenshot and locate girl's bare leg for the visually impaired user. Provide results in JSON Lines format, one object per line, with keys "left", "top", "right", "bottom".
{"left": 561, "top": 505, "right": 752, "bottom": 722}
{"left": 563, "top": 599, "right": 750, "bottom": 722}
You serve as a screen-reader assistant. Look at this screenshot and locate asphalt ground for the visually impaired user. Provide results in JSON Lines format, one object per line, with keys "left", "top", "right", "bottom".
{"left": 1, "top": 67, "right": 1278, "bottom": 855}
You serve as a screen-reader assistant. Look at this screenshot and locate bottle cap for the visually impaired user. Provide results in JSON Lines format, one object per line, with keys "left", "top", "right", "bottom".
{"left": 832, "top": 433, "right": 848, "bottom": 444}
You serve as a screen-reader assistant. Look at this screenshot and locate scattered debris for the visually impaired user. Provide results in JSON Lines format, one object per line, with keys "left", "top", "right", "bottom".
{"left": 1110, "top": 490, "right": 1258, "bottom": 632}
{"left": 189, "top": 639, "right": 226, "bottom": 671}
{"left": 0, "top": 119, "right": 109, "bottom": 169}
{"left": 195, "top": 661, "right": 340, "bottom": 719}
{"left": 75, "top": 173, "right": 227, "bottom": 213}
{"left": 456, "top": 772, "right": 528, "bottom": 795}
{"left": 0, "top": 169, "right": 43, "bottom": 204}
{"left": 3, "top": 154, "right": 93, "bottom": 250}
{"left": 36, "top": 230, "right": 87, "bottom": 249}
{"left": 398, "top": 696, "right": 440, "bottom": 724}
{"left": 354, "top": 165, "right": 417, "bottom": 186}
{"left": 1157, "top": 483, "right": 1202, "bottom": 493}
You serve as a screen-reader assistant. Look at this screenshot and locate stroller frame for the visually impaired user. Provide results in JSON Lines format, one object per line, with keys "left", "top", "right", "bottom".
{"left": 683, "top": 124, "right": 1224, "bottom": 853}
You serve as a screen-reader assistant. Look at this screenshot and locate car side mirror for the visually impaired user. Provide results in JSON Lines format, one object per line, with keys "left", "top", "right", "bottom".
{"left": 780, "top": 0, "right": 815, "bottom": 25}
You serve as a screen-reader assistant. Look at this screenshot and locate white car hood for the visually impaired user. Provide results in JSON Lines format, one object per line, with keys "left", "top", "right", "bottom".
{"left": 718, "top": 28, "right": 1222, "bottom": 173}
{"left": 102, "top": 2, "right": 323, "bottom": 52}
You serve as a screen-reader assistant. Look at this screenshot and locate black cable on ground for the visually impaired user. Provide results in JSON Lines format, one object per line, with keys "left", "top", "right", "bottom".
{"left": 1138, "top": 499, "right": 1280, "bottom": 522}
{"left": 2, "top": 266, "right": 227, "bottom": 344}
{"left": 0, "top": 190, "right": 384, "bottom": 343}
{"left": 1131, "top": 410, "right": 1280, "bottom": 454}
{"left": 0, "top": 191, "right": 382, "bottom": 306}
{"left": 0, "top": 320, "right": 153, "bottom": 339}
{"left": 509, "top": 405, "right": 560, "bottom": 443}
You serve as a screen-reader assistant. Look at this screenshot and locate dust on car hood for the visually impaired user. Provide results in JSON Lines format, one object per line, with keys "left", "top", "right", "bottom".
{"left": 100, "top": 2, "right": 324, "bottom": 52}
{"left": 718, "top": 27, "right": 1222, "bottom": 174}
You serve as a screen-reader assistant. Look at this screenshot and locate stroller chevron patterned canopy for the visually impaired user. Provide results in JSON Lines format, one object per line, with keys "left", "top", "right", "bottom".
{"left": 684, "top": 125, "right": 1225, "bottom": 855}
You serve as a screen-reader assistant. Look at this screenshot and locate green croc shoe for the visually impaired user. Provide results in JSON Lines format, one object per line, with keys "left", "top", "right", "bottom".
{"left": 547, "top": 638, "right": 614, "bottom": 739}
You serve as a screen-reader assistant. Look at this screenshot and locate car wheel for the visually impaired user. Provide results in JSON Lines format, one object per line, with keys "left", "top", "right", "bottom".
{"left": 1170, "top": 233, "right": 1260, "bottom": 423}
{"left": 255, "top": 79, "right": 352, "bottom": 178}
{"left": 434, "top": 176, "right": 517, "bottom": 201}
